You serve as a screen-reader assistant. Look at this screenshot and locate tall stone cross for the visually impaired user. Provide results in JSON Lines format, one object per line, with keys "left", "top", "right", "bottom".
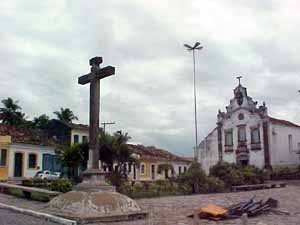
{"left": 236, "top": 76, "right": 242, "bottom": 85}
{"left": 78, "top": 57, "right": 115, "bottom": 170}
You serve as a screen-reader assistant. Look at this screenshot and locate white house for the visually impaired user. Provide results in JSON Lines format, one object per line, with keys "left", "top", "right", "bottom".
{"left": 197, "top": 82, "right": 300, "bottom": 173}
{"left": 0, "top": 125, "right": 59, "bottom": 180}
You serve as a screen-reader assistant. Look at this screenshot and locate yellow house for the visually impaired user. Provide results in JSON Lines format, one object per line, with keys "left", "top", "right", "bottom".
{"left": 0, "top": 136, "right": 11, "bottom": 180}
{"left": 127, "top": 144, "right": 192, "bottom": 182}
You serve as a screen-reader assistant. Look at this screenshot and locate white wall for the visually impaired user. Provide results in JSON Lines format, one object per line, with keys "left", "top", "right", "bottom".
{"left": 8, "top": 143, "right": 56, "bottom": 178}
{"left": 269, "top": 123, "right": 300, "bottom": 168}
{"left": 221, "top": 109, "right": 265, "bottom": 168}
{"left": 199, "top": 109, "right": 267, "bottom": 172}
{"left": 71, "top": 129, "right": 89, "bottom": 145}
{"left": 199, "top": 128, "right": 219, "bottom": 173}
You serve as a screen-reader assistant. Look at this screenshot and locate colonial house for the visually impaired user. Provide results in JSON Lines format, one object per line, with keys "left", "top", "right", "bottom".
{"left": 0, "top": 124, "right": 59, "bottom": 180}
{"left": 46, "top": 119, "right": 89, "bottom": 146}
{"left": 126, "top": 144, "right": 192, "bottom": 182}
{"left": 197, "top": 82, "right": 300, "bottom": 173}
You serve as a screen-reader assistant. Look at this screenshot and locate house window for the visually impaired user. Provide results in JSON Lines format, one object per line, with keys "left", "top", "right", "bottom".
{"left": 82, "top": 136, "right": 88, "bottom": 143}
{"left": 238, "top": 126, "right": 246, "bottom": 142}
{"left": 225, "top": 130, "right": 233, "bottom": 146}
{"left": 251, "top": 128, "right": 260, "bottom": 144}
{"left": 73, "top": 135, "right": 79, "bottom": 144}
{"left": 184, "top": 166, "right": 187, "bottom": 173}
{"left": 140, "top": 164, "right": 145, "bottom": 174}
{"left": 0, "top": 149, "right": 7, "bottom": 166}
{"left": 178, "top": 166, "right": 182, "bottom": 174}
{"left": 288, "top": 134, "right": 293, "bottom": 152}
{"left": 28, "top": 153, "right": 37, "bottom": 169}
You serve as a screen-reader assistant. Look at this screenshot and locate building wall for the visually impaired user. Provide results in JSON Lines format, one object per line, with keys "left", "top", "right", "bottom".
{"left": 221, "top": 109, "right": 265, "bottom": 168}
{"left": 8, "top": 143, "right": 56, "bottom": 178}
{"left": 269, "top": 123, "right": 300, "bottom": 168}
{"left": 199, "top": 129, "right": 219, "bottom": 173}
{"left": 0, "top": 136, "right": 11, "bottom": 180}
{"left": 70, "top": 129, "right": 89, "bottom": 145}
{"left": 199, "top": 109, "right": 267, "bottom": 173}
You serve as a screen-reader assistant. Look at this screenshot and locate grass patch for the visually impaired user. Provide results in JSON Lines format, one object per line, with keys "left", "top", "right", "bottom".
{"left": 5, "top": 188, "right": 51, "bottom": 202}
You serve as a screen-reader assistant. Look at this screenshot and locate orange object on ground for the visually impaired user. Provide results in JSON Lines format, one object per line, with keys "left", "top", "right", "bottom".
{"left": 199, "top": 204, "right": 228, "bottom": 217}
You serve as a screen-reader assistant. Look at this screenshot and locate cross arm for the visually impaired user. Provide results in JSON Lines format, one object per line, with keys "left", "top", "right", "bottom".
{"left": 78, "top": 66, "right": 115, "bottom": 85}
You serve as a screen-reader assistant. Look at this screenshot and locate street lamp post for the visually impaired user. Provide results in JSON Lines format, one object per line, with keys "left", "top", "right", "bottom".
{"left": 184, "top": 42, "right": 203, "bottom": 156}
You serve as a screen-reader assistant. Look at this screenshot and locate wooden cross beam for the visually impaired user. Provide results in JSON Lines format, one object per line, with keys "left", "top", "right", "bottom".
{"left": 78, "top": 57, "right": 115, "bottom": 85}
{"left": 78, "top": 56, "right": 115, "bottom": 170}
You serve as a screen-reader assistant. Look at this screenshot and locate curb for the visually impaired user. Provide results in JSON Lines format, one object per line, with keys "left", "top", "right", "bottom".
{"left": 0, "top": 202, "right": 77, "bottom": 225}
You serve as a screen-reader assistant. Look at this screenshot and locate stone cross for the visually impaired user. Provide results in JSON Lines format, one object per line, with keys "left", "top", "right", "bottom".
{"left": 78, "top": 57, "right": 115, "bottom": 170}
{"left": 236, "top": 76, "right": 242, "bottom": 85}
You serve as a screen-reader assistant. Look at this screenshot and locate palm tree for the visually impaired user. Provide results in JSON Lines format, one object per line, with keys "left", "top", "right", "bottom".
{"left": 0, "top": 97, "right": 26, "bottom": 126}
{"left": 53, "top": 107, "right": 78, "bottom": 123}
{"left": 56, "top": 143, "right": 88, "bottom": 178}
{"left": 33, "top": 114, "right": 50, "bottom": 129}
{"left": 99, "top": 131, "right": 138, "bottom": 176}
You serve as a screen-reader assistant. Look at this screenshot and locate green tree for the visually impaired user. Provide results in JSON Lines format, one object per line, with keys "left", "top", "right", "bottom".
{"left": 33, "top": 114, "right": 50, "bottom": 129}
{"left": 0, "top": 97, "right": 26, "bottom": 126}
{"left": 56, "top": 143, "right": 88, "bottom": 178}
{"left": 177, "top": 161, "right": 207, "bottom": 194}
{"left": 53, "top": 107, "right": 78, "bottom": 123}
{"left": 99, "top": 131, "right": 138, "bottom": 180}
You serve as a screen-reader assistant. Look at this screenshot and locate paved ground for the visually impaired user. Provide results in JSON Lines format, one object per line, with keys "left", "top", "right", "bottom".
{"left": 0, "top": 208, "right": 58, "bottom": 225}
{"left": 107, "top": 181, "right": 300, "bottom": 225}
{"left": 0, "top": 181, "right": 300, "bottom": 225}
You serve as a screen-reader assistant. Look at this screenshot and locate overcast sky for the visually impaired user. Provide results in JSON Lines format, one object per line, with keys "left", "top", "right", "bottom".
{"left": 1, "top": 1, "right": 300, "bottom": 156}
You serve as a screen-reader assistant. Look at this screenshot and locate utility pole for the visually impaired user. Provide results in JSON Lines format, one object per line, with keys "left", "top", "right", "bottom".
{"left": 184, "top": 42, "right": 203, "bottom": 156}
{"left": 101, "top": 121, "right": 115, "bottom": 133}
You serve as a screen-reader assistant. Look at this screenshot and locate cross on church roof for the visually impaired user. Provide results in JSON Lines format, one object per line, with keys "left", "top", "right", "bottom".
{"left": 236, "top": 76, "right": 242, "bottom": 86}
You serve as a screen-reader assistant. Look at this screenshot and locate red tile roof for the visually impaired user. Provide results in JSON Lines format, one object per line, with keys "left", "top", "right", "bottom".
{"left": 128, "top": 144, "right": 192, "bottom": 162}
{"left": 0, "top": 124, "right": 57, "bottom": 146}
{"left": 268, "top": 116, "right": 300, "bottom": 128}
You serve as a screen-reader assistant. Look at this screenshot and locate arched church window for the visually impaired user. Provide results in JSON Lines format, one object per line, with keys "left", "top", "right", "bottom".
{"left": 251, "top": 128, "right": 260, "bottom": 144}
{"left": 238, "top": 126, "right": 246, "bottom": 142}
{"left": 225, "top": 130, "right": 233, "bottom": 146}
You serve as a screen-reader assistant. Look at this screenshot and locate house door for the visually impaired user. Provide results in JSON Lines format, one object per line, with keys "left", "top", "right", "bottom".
{"left": 151, "top": 165, "right": 155, "bottom": 180}
{"left": 14, "top": 153, "right": 23, "bottom": 177}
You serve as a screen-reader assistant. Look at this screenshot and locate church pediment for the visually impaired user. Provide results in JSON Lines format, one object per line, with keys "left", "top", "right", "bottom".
{"left": 217, "top": 81, "right": 268, "bottom": 124}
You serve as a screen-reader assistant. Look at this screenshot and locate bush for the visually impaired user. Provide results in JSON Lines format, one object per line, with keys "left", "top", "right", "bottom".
{"left": 107, "top": 171, "right": 126, "bottom": 188}
{"left": 148, "top": 180, "right": 178, "bottom": 196}
{"left": 50, "top": 179, "right": 72, "bottom": 193}
{"left": 22, "top": 179, "right": 49, "bottom": 188}
{"left": 210, "top": 162, "right": 244, "bottom": 187}
{"left": 22, "top": 179, "right": 34, "bottom": 187}
{"left": 177, "top": 161, "right": 211, "bottom": 194}
{"left": 119, "top": 181, "right": 180, "bottom": 198}
{"left": 241, "top": 166, "right": 264, "bottom": 184}
{"left": 205, "top": 176, "right": 226, "bottom": 193}
{"left": 210, "top": 162, "right": 265, "bottom": 187}
{"left": 270, "top": 167, "right": 300, "bottom": 180}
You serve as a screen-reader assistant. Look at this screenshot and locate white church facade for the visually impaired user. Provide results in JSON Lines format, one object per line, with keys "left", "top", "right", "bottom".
{"left": 197, "top": 81, "right": 300, "bottom": 173}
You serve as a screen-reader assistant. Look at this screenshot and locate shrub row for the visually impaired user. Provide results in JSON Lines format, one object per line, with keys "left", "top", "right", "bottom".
{"left": 22, "top": 178, "right": 72, "bottom": 193}
{"left": 210, "top": 162, "right": 266, "bottom": 187}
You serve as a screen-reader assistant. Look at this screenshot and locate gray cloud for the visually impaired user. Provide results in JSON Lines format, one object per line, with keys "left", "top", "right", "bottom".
{"left": 0, "top": 0, "right": 300, "bottom": 156}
